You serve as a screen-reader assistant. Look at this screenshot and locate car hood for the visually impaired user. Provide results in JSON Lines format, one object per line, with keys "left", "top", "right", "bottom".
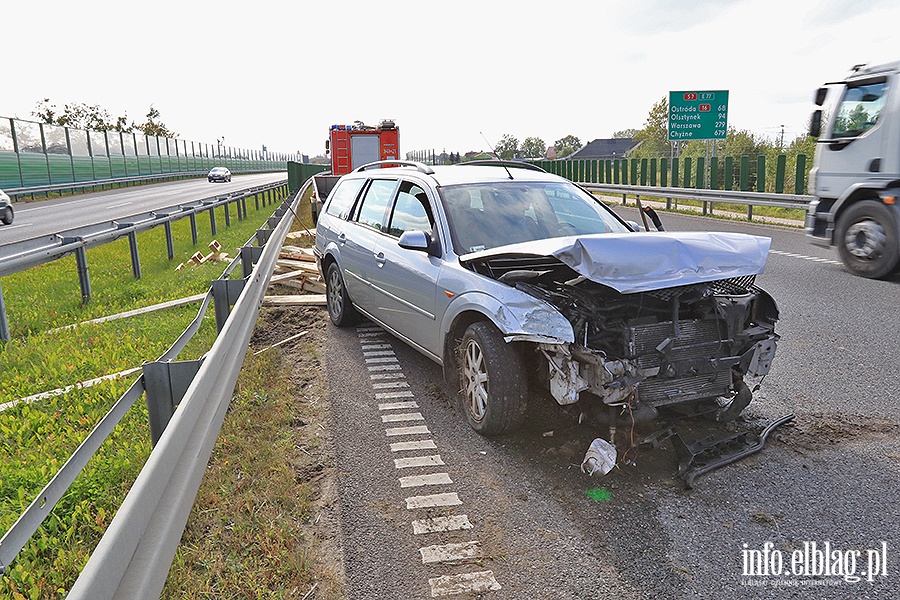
{"left": 459, "top": 231, "right": 771, "bottom": 294}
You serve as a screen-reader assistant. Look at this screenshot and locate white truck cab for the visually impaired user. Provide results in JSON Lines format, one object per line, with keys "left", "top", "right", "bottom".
{"left": 806, "top": 60, "right": 900, "bottom": 278}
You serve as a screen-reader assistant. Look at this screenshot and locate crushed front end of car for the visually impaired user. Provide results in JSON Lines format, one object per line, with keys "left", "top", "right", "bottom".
{"left": 461, "top": 231, "right": 780, "bottom": 467}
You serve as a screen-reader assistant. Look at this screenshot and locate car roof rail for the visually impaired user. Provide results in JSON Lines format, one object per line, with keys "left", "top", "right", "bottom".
{"left": 456, "top": 159, "right": 547, "bottom": 172}
{"left": 354, "top": 160, "right": 435, "bottom": 175}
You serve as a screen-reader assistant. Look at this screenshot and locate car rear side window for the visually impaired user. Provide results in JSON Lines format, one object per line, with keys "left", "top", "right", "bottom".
{"left": 387, "top": 182, "right": 433, "bottom": 238}
{"left": 355, "top": 179, "right": 398, "bottom": 231}
{"left": 325, "top": 178, "right": 366, "bottom": 220}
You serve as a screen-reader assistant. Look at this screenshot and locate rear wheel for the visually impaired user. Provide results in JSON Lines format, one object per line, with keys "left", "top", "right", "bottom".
{"left": 459, "top": 322, "right": 527, "bottom": 435}
{"left": 326, "top": 262, "right": 358, "bottom": 327}
{"left": 836, "top": 200, "right": 900, "bottom": 278}
{"left": 1, "top": 207, "right": 12, "bottom": 225}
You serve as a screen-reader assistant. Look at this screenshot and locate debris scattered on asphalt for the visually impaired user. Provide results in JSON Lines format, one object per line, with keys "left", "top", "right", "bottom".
{"left": 581, "top": 438, "right": 617, "bottom": 476}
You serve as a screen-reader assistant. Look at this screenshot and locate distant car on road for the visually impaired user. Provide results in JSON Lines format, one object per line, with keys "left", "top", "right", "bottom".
{"left": 314, "top": 160, "right": 780, "bottom": 443}
{"left": 207, "top": 167, "right": 232, "bottom": 183}
{"left": 0, "top": 188, "right": 13, "bottom": 225}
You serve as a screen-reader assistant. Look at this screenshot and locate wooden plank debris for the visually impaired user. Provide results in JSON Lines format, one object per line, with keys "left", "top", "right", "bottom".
{"left": 262, "top": 294, "right": 327, "bottom": 306}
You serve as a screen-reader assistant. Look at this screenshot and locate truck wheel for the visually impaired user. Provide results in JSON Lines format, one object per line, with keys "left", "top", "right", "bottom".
{"left": 836, "top": 200, "right": 900, "bottom": 278}
{"left": 459, "top": 321, "right": 527, "bottom": 436}
{"left": 325, "top": 262, "right": 358, "bottom": 327}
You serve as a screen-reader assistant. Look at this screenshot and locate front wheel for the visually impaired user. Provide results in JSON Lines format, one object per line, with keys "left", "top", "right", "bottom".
{"left": 1, "top": 207, "right": 12, "bottom": 225}
{"left": 458, "top": 322, "right": 527, "bottom": 435}
{"left": 325, "top": 262, "right": 358, "bottom": 327}
{"left": 836, "top": 200, "right": 900, "bottom": 278}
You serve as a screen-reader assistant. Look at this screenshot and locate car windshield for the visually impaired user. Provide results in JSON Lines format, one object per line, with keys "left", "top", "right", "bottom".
{"left": 439, "top": 181, "right": 631, "bottom": 254}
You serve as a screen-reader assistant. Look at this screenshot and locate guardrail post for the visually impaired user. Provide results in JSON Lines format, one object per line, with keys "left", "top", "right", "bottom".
{"left": 256, "top": 228, "right": 273, "bottom": 247}
{"left": 62, "top": 238, "right": 93, "bottom": 304}
{"left": 224, "top": 202, "right": 232, "bottom": 227}
{"left": 127, "top": 230, "right": 142, "bottom": 279}
{"left": 212, "top": 279, "right": 247, "bottom": 332}
{"left": 143, "top": 359, "right": 202, "bottom": 446}
{"left": 254, "top": 193, "right": 260, "bottom": 211}
{"left": 209, "top": 206, "right": 217, "bottom": 235}
{"left": 164, "top": 221, "right": 175, "bottom": 260}
{"left": 190, "top": 213, "right": 198, "bottom": 244}
{"left": 0, "top": 282, "right": 9, "bottom": 341}
{"left": 241, "top": 246, "right": 263, "bottom": 279}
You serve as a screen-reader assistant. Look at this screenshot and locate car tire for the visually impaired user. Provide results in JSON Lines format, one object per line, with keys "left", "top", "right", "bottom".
{"left": 836, "top": 200, "right": 900, "bottom": 279}
{"left": 208, "top": 178, "right": 213, "bottom": 183}
{"left": 326, "top": 262, "right": 359, "bottom": 327}
{"left": 459, "top": 321, "right": 527, "bottom": 436}
{"left": 1, "top": 207, "right": 12, "bottom": 225}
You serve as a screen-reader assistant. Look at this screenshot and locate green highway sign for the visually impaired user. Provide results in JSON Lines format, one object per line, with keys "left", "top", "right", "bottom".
{"left": 668, "top": 90, "right": 729, "bottom": 141}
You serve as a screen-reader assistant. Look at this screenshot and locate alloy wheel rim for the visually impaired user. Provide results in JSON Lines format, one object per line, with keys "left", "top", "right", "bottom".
{"left": 463, "top": 339, "right": 488, "bottom": 421}
{"left": 328, "top": 270, "right": 343, "bottom": 317}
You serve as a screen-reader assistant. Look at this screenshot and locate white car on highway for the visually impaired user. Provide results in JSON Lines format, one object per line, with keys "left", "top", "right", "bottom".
{"left": 0, "top": 188, "right": 13, "bottom": 225}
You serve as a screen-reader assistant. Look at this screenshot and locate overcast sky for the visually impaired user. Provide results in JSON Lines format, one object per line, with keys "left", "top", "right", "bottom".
{"left": 5, "top": 0, "right": 899, "bottom": 158}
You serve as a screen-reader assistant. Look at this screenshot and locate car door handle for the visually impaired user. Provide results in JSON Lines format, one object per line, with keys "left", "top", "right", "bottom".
{"left": 374, "top": 251, "right": 386, "bottom": 267}
{"left": 338, "top": 233, "right": 346, "bottom": 244}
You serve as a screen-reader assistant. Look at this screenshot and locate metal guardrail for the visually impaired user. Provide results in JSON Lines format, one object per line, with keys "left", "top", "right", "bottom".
{"left": 579, "top": 182, "right": 813, "bottom": 220}
{"left": 0, "top": 179, "right": 310, "bottom": 597}
{"left": 3, "top": 172, "right": 210, "bottom": 199}
{"left": 0, "top": 180, "right": 289, "bottom": 340}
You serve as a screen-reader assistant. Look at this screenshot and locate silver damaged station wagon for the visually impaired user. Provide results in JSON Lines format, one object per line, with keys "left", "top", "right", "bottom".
{"left": 314, "top": 161, "right": 779, "bottom": 461}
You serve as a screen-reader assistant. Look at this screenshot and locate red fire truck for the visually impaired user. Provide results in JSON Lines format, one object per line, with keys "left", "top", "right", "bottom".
{"left": 327, "top": 119, "right": 399, "bottom": 176}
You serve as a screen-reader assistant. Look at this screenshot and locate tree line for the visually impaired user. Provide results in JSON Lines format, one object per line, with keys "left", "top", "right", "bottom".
{"left": 476, "top": 96, "right": 815, "bottom": 167}
{"left": 30, "top": 99, "right": 178, "bottom": 138}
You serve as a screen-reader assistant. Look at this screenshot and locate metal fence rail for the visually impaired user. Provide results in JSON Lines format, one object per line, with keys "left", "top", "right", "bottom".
{"left": 0, "top": 179, "right": 310, "bottom": 598}
{"left": 580, "top": 182, "right": 813, "bottom": 220}
{"left": 4, "top": 171, "right": 210, "bottom": 199}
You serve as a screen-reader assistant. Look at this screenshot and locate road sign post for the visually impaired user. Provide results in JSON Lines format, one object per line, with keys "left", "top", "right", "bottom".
{"left": 668, "top": 90, "right": 729, "bottom": 141}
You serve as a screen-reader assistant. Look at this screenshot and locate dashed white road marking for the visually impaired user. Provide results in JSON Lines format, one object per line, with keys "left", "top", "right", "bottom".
{"left": 385, "top": 425, "right": 431, "bottom": 437}
{"left": 406, "top": 492, "right": 462, "bottom": 509}
{"left": 368, "top": 364, "right": 402, "bottom": 372}
{"left": 390, "top": 440, "right": 438, "bottom": 452}
{"left": 429, "top": 571, "right": 502, "bottom": 597}
{"left": 381, "top": 412, "right": 425, "bottom": 423}
{"left": 366, "top": 357, "right": 398, "bottom": 364}
{"left": 355, "top": 323, "right": 500, "bottom": 597}
{"left": 420, "top": 541, "right": 482, "bottom": 564}
{"left": 373, "top": 380, "right": 410, "bottom": 389}
{"left": 412, "top": 515, "right": 473, "bottom": 534}
{"left": 399, "top": 473, "right": 453, "bottom": 488}
{"left": 394, "top": 455, "right": 445, "bottom": 469}
{"left": 379, "top": 401, "right": 419, "bottom": 411}
{"left": 769, "top": 248, "right": 843, "bottom": 265}
{"left": 370, "top": 372, "right": 406, "bottom": 380}
{"left": 376, "top": 390, "right": 414, "bottom": 399}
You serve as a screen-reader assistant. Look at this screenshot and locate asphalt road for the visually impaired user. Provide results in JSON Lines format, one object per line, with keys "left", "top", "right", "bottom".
{"left": 0, "top": 173, "right": 286, "bottom": 245}
{"left": 324, "top": 209, "right": 900, "bottom": 599}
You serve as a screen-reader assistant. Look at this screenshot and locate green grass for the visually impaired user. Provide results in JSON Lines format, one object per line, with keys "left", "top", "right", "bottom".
{"left": 0, "top": 188, "right": 293, "bottom": 599}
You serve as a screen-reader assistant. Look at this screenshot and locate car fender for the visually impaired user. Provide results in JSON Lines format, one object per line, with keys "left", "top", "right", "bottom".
{"left": 441, "top": 288, "right": 574, "bottom": 345}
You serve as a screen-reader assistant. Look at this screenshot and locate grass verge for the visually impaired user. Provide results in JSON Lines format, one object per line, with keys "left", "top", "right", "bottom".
{"left": 162, "top": 307, "right": 345, "bottom": 599}
{"left": 0, "top": 187, "right": 299, "bottom": 599}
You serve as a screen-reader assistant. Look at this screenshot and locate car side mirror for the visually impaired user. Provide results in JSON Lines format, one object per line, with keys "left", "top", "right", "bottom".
{"left": 625, "top": 220, "right": 643, "bottom": 232}
{"left": 398, "top": 230, "right": 440, "bottom": 256}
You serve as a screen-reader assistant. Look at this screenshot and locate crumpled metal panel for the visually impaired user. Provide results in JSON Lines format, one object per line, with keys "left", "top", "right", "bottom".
{"left": 462, "top": 231, "right": 772, "bottom": 294}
